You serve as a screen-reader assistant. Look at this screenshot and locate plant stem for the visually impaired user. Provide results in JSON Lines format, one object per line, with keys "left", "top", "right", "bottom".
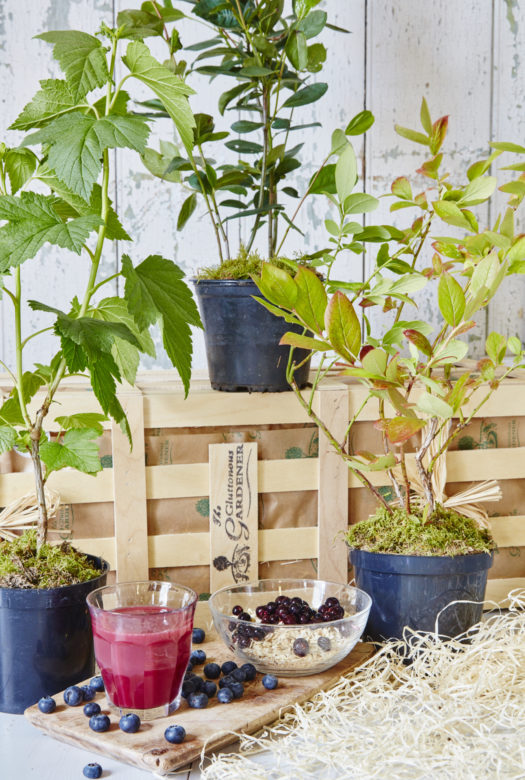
{"left": 415, "top": 417, "right": 438, "bottom": 514}
{"left": 379, "top": 399, "right": 404, "bottom": 504}
{"left": 14, "top": 268, "right": 31, "bottom": 430}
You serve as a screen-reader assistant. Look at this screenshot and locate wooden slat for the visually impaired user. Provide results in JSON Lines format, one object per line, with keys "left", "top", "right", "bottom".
{"left": 485, "top": 578, "right": 525, "bottom": 606}
{"left": 75, "top": 527, "right": 319, "bottom": 571}
{"left": 111, "top": 392, "right": 149, "bottom": 581}
{"left": 317, "top": 384, "right": 349, "bottom": 583}
{"left": 489, "top": 516, "right": 525, "bottom": 547}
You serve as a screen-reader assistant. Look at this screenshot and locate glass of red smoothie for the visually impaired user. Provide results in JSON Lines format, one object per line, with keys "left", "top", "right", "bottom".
{"left": 87, "top": 581, "right": 197, "bottom": 720}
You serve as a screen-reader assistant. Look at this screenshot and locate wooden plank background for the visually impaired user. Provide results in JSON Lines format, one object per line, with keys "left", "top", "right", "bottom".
{"left": 0, "top": 1, "right": 524, "bottom": 374}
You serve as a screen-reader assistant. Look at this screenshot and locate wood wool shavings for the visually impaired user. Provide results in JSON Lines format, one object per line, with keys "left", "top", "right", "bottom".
{"left": 201, "top": 591, "right": 525, "bottom": 780}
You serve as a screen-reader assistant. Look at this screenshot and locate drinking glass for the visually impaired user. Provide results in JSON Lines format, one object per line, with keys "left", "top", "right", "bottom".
{"left": 87, "top": 581, "right": 197, "bottom": 720}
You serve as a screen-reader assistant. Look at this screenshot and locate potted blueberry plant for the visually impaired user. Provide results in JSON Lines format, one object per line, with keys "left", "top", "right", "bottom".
{"left": 121, "top": 0, "right": 351, "bottom": 391}
{"left": 0, "top": 18, "right": 200, "bottom": 711}
{"left": 254, "top": 100, "right": 525, "bottom": 641}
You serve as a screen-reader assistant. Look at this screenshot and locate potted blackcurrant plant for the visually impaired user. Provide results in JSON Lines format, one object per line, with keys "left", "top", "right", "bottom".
{"left": 0, "top": 18, "right": 201, "bottom": 712}
{"left": 254, "top": 100, "right": 525, "bottom": 641}
{"left": 121, "top": 0, "right": 353, "bottom": 391}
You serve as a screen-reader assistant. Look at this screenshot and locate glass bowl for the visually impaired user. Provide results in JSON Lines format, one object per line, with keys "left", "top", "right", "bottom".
{"left": 208, "top": 578, "right": 372, "bottom": 677}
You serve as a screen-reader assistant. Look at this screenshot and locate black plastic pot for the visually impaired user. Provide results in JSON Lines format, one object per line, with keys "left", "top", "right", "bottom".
{"left": 349, "top": 548, "right": 494, "bottom": 643}
{"left": 194, "top": 279, "right": 310, "bottom": 392}
{"left": 0, "top": 556, "right": 108, "bottom": 714}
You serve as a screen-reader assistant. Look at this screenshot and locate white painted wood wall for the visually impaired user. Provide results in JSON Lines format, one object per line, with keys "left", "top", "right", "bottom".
{"left": 0, "top": 0, "right": 524, "bottom": 374}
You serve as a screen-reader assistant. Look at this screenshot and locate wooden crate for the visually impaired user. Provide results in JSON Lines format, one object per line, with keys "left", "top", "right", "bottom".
{"left": 1, "top": 372, "right": 525, "bottom": 604}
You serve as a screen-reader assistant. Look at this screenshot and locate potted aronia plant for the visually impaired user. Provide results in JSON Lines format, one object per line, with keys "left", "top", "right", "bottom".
{"left": 123, "top": 0, "right": 350, "bottom": 391}
{"left": 0, "top": 17, "right": 201, "bottom": 712}
{"left": 254, "top": 100, "right": 525, "bottom": 641}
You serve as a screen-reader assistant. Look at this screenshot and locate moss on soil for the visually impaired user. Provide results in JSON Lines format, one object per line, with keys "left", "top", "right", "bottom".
{"left": 196, "top": 246, "right": 296, "bottom": 280}
{"left": 0, "top": 530, "right": 102, "bottom": 589}
{"left": 346, "top": 504, "right": 494, "bottom": 556}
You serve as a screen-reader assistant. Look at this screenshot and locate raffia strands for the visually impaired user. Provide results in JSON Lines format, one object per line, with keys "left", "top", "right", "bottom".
{"left": 199, "top": 592, "right": 525, "bottom": 780}
{"left": 0, "top": 490, "right": 60, "bottom": 540}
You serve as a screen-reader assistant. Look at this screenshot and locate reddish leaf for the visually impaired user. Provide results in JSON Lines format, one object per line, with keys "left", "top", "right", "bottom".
{"left": 359, "top": 345, "right": 374, "bottom": 361}
{"left": 430, "top": 117, "right": 449, "bottom": 155}
{"left": 403, "top": 329, "right": 433, "bottom": 357}
{"left": 375, "top": 416, "right": 427, "bottom": 445}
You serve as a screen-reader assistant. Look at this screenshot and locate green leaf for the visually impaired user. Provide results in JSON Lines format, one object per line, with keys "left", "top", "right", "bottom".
{"left": 141, "top": 147, "right": 182, "bottom": 183}
{"left": 26, "top": 113, "right": 150, "bottom": 201}
{"left": 377, "top": 417, "right": 426, "bottom": 445}
{"left": 403, "top": 329, "right": 432, "bottom": 357}
{"left": 490, "top": 141, "right": 525, "bottom": 154}
{"left": 9, "top": 79, "right": 77, "bottom": 131}
{"left": 469, "top": 252, "right": 500, "bottom": 299}
{"left": 255, "top": 263, "right": 298, "bottom": 310}
{"left": 282, "top": 82, "right": 328, "bottom": 109}
{"left": 457, "top": 176, "right": 497, "bottom": 206}
{"left": 40, "top": 428, "right": 102, "bottom": 476}
{"left": 286, "top": 30, "right": 308, "bottom": 69}
{"left": 280, "top": 332, "right": 329, "bottom": 351}
{"left": 433, "top": 200, "right": 473, "bottom": 231}
{"left": 508, "top": 236, "right": 525, "bottom": 263}
{"left": 252, "top": 296, "right": 304, "bottom": 326}
{"left": 508, "top": 336, "right": 522, "bottom": 356}
{"left": 391, "top": 176, "right": 413, "bottom": 201}
{"left": 420, "top": 98, "right": 432, "bottom": 134}
{"left": 4, "top": 148, "right": 38, "bottom": 194}
{"left": 177, "top": 193, "right": 198, "bottom": 230}
{"left": 55, "top": 314, "right": 141, "bottom": 357}
{"left": 122, "top": 41, "right": 195, "bottom": 155}
{"left": 293, "top": 266, "right": 327, "bottom": 334}
{"left": 395, "top": 125, "right": 429, "bottom": 146}
{"left": 225, "top": 139, "right": 263, "bottom": 154}
{"left": 432, "top": 339, "right": 469, "bottom": 365}
{"left": 230, "top": 120, "right": 263, "bottom": 134}
{"left": 309, "top": 163, "right": 336, "bottom": 194}
{"left": 438, "top": 273, "right": 465, "bottom": 327}
{"left": 298, "top": 9, "right": 327, "bottom": 38}
{"left": 416, "top": 393, "right": 454, "bottom": 419}
{"left": 343, "top": 192, "right": 379, "bottom": 214}
{"left": 0, "top": 192, "right": 101, "bottom": 271}
{"left": 122, "top": 255, "right": 202, "bottom": 396}
{"left": 325, "top": 291, "right": 361, "bottom": 362}
{"left": 362, "top": 348, "right": 387, "bottom": 376}
{"left": 55, "top": 412, "right": 107, "bottom": 436}
{"left": 335, "top": 144, "right": 357, "bottom": 203}
{"left": 306, "top": 42, "right": 327, "bottom": 72}
{"left": 87, "top": 351, "right": 131, "bottom": 443}
{"left": 499, "top": 180, "right": 525, "bottom": 196}
{"left": 485, "top": 331, "right": 507, "bottom": 364}
{"left": 345, "top": 110, "right": 374, "bottom": 136}
{"left": 0, "top": 425, "right": 16, "bottom": 454}
{"left": 36, "top": 31, "right": 109, "bottom": 100}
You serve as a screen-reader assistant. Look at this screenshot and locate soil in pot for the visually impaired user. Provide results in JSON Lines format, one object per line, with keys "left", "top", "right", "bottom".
{"left": 0, "top": 532, "right": 108, "bottom": 713}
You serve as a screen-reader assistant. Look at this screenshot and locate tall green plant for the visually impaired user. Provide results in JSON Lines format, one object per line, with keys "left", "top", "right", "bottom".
{"left": 121, "top": 0, "right": 349, "bottom": 262}
{"left": 0, "top": 22, "right": 202, "bottom": 548}
{"left": 254, "top": 102, "right": 525, "bottom": 520}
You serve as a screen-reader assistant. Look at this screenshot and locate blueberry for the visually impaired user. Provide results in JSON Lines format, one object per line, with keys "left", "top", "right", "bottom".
{"left": 217, "top": 687, "right": 234, "bottom": 704}
{"left": 83, "top": 702, "right": 101, "bottom": 717}
{"left": 83, "top": 763, "right": 102, "bottom": 779}
{"left": 240, "top": 663, "right": 257, "bottom": 681}
{"left": 63, "top": 686, "right": 83, "bottom": 707}
{"left": 89, "top": 676, "right": 105, "bottom": 693}
{"left": 221, "top": 660, "right": 237, "bottom": 675}
{"left": 293, "top": 638, "right": 310, "bottom": 657}
{"left": 182, "top": 678, "right": 200, "bottom": 698}
{"left": 318, "top": 636, "right": 331, "bottom": 652}
{"left": 186, "top": 661, "right": 194, "bottom": 673}
{"left": 188, "top": 691, "right": 208, "bottom": 709}
{"left": 119, "top": 713, "right": 141, "bottom": 733}
{"left": 231, "top": 667, "right": 246, "bottom": 683}
{"left": 190, "top": 649, "right": 206, "bottom": 665}
{"left": 81, "top": 685, "right": 96, "bottom": 702}
{"left": 228, "top": 681, "right": 244, "bottom": 699}
{"left": 262, "top": 674, "right": 278, "bottom": 690}
{"left": 203, "top": 662, "right": 221, "bottom": 680}
{"left": 192, "top": 627, "right": 205, "bottom": 644}
{"left": 237, "top": 635, "right": 251, "bottom": 649}
{"left": 202, "top": 680, "right": 217, "bottom": 698}
{"left": 218, "top": 676, "right": 233, "bottom": 689}
{"left": 89, "top": 714, "right": 111, "bottom": 733}
{"left": 37, "top": 696, "right": 56, "bottom": 714}
{"left": 165, "top": 724, "right": 186, "bottom": 744}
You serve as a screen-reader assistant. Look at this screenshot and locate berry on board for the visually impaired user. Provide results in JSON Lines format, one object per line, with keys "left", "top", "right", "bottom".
{"left": 221, "top": 660, "right": 238, "bottom": 675}
{"left": 37, "top": 696, "right": 56, "bottom": 714}
{"left": 83, "top": 763, "right": 102, "bottom": 779}
{"left": 230, "top": 667, "right": 246, "bottom": 682}
{"left": 262, "top": 674, "right": 278, "bottom": 690}
{"left": 89, "top": 714, "right": 111, "bottom": 733}
{"left": 217, "top": 687, "right": 234, "bottom": 704}
{"left": 190, "top": 649, "right": 206, "bottom": 665}
{"left": 63, "top": 686, "right": 84, "bottom": 707}
{"left": 188, "top": 691, "right": 209, "bottom": 709}
{"left": 83, "top": 702, "right": 101, "bottom": 717}
{"left": 81, "top": 685, "right": 96, "bottom": 702}
{"left": 228, "top": 681, "right": 244, "bottom": 700}
{"left": 192, "top": 627, "right": 205, "bottom": 644}
{"left": 202, "top": 680, "right": 217, "bottom": 698}
{"left": 119, "top": 713, "right": 141, "bottom": 733}
{"left": 203, "top": 662, "right": 221, "bottom": 679}
{"left": 89, "top": 676, "right": 105, "bottom": 692}
{"left": 240, "top": 663, "right": 257, "bottom": 681}
{"left": 165, "top": 724, "right": 186, "bottom": 744}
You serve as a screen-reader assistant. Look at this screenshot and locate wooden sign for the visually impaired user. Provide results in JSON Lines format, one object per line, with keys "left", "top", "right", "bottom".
{"left": 209, "top": 442, "right": 258, "bottom": 591}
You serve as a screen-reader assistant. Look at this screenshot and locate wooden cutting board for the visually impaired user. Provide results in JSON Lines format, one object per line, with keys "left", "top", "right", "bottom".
{"left": 25, "top": 638, "right": 374, "bottom": 776}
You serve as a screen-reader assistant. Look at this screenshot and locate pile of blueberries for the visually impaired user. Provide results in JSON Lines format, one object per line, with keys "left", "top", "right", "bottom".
{"left": 228, "top": 595, "right": 345, "bottom": 650}
{"left": 184, "top": 626, "right": 278, "bottom": 708}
